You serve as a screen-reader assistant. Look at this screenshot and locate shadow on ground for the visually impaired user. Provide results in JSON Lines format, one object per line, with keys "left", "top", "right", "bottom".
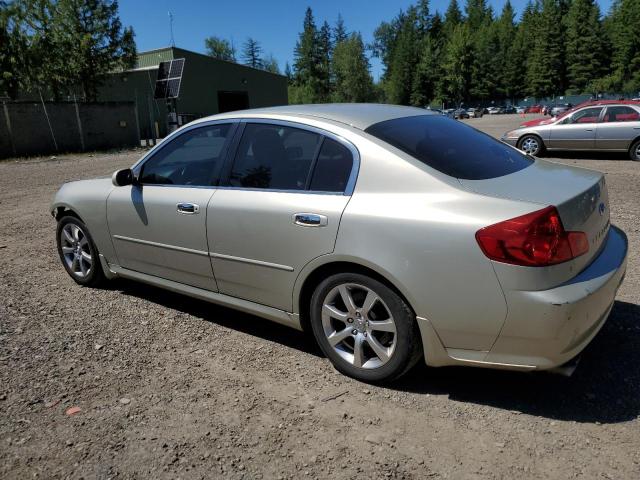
{"left": 112, "top": 278, "right": 322, "bottom": 357}
{"left": 112, "top": 278, "right": 640, "bottom": 424}
{"left": 546, "top": 151, "right": 631, "bottom": 161}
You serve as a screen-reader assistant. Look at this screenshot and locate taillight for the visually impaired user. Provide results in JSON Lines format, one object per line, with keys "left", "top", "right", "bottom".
{"left": 476, "top": 206, "right": 589, "bottom": 267}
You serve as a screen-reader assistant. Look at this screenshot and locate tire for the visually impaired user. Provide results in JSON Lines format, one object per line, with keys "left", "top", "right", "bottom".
{"left": 309, "top": 273, "right": 422, "bottom": 383}
{"left": 56, "top": 215, "right": 106, "bottom": 287}
{"left": 518, "top": 134, "right": 545, "bottom": 156}
{"left": 630, "top": 139, "right": 640, "bottom": 161}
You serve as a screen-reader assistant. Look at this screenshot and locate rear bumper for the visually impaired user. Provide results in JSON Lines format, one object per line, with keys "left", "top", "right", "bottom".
{"left": 484, "top": 225, "right": 628, "bottom": 369}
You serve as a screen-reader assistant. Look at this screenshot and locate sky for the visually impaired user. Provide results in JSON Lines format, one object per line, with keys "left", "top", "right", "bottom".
{"left": 118, "top": 0, "right": 615, "bottom": 80}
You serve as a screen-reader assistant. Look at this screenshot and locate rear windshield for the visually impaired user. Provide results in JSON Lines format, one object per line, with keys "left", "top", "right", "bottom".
{"left": 365, "top": 115, "right": 533, "bottom": 180}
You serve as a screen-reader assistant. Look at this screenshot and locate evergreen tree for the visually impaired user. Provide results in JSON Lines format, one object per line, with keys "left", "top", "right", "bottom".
{"left": 386, "top": 7, "right": 420, "bottom": 104}
{"left": 284, "top": 62, "right": 292, "bottom": 82}
{"left": 331, "top": 33, "right": 374, "bottom": 102}
{"left": 441, "top": 23, "right": 474, "bottom": 103}
{"left": 262, "top": 54, "right": 280, "bottom": 74}
{"left": 565, "top": 0, "right": 605, "bottom": 93}
{"left": 410, "top": 35, "right": 438, "bottom": 106}
{"left": 0, "top": 3, "right": 29, "bottom": 99}
{"left": 204, "top": 36, "right": 236, "bottom": 62}
{"left": 292, "top": 7, "right": 321, "bottom": 102}
{"left": 602, "top": 0, "right": 640, "bottom": 93}
{"left": 334, "top": 13, "right": 348, "bottom": 43}
{"left": 242, "top": 38, "right": 263, "bottom": 69}
{"left": 442, "top": 0, "right": 463, "bottom": 39}
{"left": 494, "top": 1, "right": 517, "bottom": 100}
{"left": 527, "top": 0, "right": 564, "bottom": 98}
{"left": 465, "top": 0, "right": 492, "bottom": 31}
{"left": 370, "top": 10, "right": 405, "bottom": 83}
{"left": 317, "top": 20, "right": 332, "bottom": 101}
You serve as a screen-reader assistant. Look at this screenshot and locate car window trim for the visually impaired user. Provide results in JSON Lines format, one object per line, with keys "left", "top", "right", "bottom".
{"left": 131, "top": 120, "right": 240, "bottom": 188}
{"left": 217, "top": 118, "right": 360, "bottom": 196}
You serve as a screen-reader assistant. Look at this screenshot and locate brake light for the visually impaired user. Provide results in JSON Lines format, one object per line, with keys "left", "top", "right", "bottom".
{"left": 476, "top": 206, "right": 589, "bottom": 267}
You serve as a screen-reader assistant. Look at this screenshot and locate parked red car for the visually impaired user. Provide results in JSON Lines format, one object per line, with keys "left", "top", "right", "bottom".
{"left": 520, "top": 99, "right": 640, "bottom": 128}
{"left": 525, "top": 104, "right": 542, "bottom": 114}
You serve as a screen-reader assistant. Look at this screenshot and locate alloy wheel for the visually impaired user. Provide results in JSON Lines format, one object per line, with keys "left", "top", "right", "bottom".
{"left": 520, "top": 136, "right": 540, "bottom": 155}
{"left": 321, "top": 283, "right": 397, "bottom": 369}
{"left": 59, "top": 223, "right": 93, "bottom": 278}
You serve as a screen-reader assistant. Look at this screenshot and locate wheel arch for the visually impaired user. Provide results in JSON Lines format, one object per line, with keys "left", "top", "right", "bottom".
{"left": 53, "top": 204, "right": 85, "bottom": 223}
{"left": 629, "top": 135, "right": 640, "bottom": 158}
{"left": 517, "top": 132, "right": 545, "bottom": 149}
{"left": 295, "top": 258, "right": 417, "bottom": 336}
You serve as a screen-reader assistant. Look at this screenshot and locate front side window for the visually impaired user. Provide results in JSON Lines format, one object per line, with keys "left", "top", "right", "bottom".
{"left": 563, "top": 107, "right": 603, "bottom": 124}
{"left": 603, "top": 106, "right": 640, "bottom": 123}
{"left": 229, "top": 123, "right": 321, "bottom": 190}
{"left": 365, "top": 115, "right": 532, "bottom": 180}
{"left": 140, "top": 124, "right": 233, "bottom": 186}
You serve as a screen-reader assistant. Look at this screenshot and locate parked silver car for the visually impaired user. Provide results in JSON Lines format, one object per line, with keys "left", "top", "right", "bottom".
{"left": 502, "top": 102, "right": 640, "bottom": 159}
{"left": 52, "top": 104, "right": 627, "bottom": 382}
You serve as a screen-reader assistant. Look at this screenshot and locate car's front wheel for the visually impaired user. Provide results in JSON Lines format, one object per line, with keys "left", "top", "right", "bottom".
{"left": 518, "top": 134, "right": 545, "bottom": 156}
{"left": 56, "top": 215, "right": 106, "bottom": 287}
{"left": 310, "top": 273, "right": 422, "bottom": 383}
{"left": 630, "top": 139, "right": 640, "bottom": 161}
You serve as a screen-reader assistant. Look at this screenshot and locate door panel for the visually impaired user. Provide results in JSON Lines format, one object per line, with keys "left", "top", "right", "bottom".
{"left": 207, "top": 190, "right": 349, "bottom": 311}
{"left": 597, "top": 106, "right": 640, "bottom": 150}
{"left": 548, "top": 107, "right": 602, "bottom": 150}
{"left": 548, "top": 124, "right": 597, "bottom": 150}
{"left": 107, "top": 186, "right": 217, "bottom": 290}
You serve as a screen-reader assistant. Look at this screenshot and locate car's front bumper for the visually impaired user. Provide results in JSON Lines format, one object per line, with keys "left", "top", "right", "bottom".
{"left": 485, "top": 225, "right": 628, "bottom": 369}
{"left": 500, "top": 136, "right": 519, "bottom": 147}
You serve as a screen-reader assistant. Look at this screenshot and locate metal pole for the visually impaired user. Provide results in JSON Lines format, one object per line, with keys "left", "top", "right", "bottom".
{"left": 134, "top": 89, "right": 141, "bottom": 147}
{"left": 39, "top": 90, "right": 58, "bottom": 152}
{"left": 73, "top": 94, "right": 85, "bottom": 151}
{"left": 2, "top": 101, "right": 17, "bottom": 156}
{"left": 148, "top": 95, "right": 156, "bottom": 146}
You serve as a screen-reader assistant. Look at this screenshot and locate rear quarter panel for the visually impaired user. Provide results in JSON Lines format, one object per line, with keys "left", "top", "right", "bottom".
{"left": 318, "top": 135, "right": 542, "bottom": 351}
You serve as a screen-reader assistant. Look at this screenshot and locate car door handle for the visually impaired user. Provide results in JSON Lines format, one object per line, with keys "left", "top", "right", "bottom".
{"left": 176, "top": 203, "right": 200, "bottom": 214}
{"left": 293, "top": 213, "right": 328, "bottom": 227}
{"left": 585, "top": 129, "right": 594, "bottom": 132}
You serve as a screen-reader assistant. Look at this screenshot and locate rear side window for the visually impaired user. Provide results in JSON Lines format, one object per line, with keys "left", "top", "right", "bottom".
{"left": 229, "top": 123, "right": 321, "bottom": 190}
{"left": 603, "top": 106, "right": 640, "bottom": 123}
{"left": 365, "top": 115, "right": 532, "bottom": 180}
{"left": 310, "top": 138, "right": 353, "bottom": 192}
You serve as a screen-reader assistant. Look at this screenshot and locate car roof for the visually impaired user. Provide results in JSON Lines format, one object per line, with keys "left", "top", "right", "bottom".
{"left": 196, "top": 103, "right": 433, "bottom": 130}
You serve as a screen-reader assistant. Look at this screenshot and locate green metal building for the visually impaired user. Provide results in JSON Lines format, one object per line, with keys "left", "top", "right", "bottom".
{"left": 98, "top": 46, "right": 288, "bottom": 139}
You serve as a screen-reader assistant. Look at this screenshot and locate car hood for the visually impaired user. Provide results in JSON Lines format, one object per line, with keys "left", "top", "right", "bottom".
{"left": 520, "top": 117, "right": 555, "bottom": 127}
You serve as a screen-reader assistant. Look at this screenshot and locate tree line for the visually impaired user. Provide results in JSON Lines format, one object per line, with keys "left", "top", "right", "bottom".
{"left": 287, "top": 0, "right": 640, "bottom": 106}
{"left": 204, "top": 36, "right": 280, "bottom": 74}
{"left": 1, "top": 0, "right": 136, "bottom": 100}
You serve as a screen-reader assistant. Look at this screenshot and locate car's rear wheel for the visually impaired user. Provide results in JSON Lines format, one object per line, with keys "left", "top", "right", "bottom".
{"left": 56, "top": 216, "right": 106, "bottom": 287}
{"left": 310, "top": 273, "right": 422, "bottom": 383}
{"left": 518, "top": 134, "right": 545, "bottom": 156}
{"left": 630, "top": 139, "right": 640, "bottom": 161}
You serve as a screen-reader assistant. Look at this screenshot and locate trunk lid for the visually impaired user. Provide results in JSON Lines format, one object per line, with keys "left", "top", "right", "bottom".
{"left": 460, "top": 159, "right": 610, "bottom": 277}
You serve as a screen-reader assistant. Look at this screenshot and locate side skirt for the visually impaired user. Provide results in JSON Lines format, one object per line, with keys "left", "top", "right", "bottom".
{"left": 106, "top": 263, "right": 302, "bottom": 331}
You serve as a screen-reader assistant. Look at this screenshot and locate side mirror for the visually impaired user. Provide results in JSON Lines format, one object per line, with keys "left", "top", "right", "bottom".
{"left": 112, "top": 168, "right": 135, "bottom": 187}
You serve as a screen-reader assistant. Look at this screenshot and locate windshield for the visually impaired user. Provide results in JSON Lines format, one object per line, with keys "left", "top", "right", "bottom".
{"left": 365, "top": 115, "right": 533, "bottom": 180}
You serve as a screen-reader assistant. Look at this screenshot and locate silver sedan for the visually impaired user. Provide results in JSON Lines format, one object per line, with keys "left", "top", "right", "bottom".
{"left": 51, "top": 104, "right": 628, "bottom": 382}
{"left": 502, "top": 102, "right": 640, "bottom": 159}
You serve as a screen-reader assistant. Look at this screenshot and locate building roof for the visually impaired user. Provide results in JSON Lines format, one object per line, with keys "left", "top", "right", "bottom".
{"left": 129, "top": 46, "right": 286, "bottom": 79}
{"left": 208, "top": 103, "right": 433, "bottom": 130}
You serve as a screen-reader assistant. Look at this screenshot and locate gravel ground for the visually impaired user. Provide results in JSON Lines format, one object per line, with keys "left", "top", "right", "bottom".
{"left": 1, "top": 115, "right": 639, "bottom": 479}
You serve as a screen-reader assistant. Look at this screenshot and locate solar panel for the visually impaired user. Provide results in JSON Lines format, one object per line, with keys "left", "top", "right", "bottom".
{"left": 169, "top": 58, "right": 184, "bottom": 78}
{"left": 166, "top": 78, "right": 181, "bottom": 98}
{"left": 154, "top": 58, "right": 185, "bottom": 99}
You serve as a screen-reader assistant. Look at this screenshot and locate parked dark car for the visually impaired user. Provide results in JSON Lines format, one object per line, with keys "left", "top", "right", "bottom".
{"left": 453, "top": 108, "right": 470, "bottom": 119}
